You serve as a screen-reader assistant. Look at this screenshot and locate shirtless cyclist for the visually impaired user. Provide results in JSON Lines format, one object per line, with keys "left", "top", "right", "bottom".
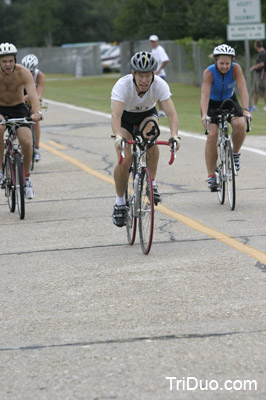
{"left": 0, "top": 43, "right": 42, "bottom": 199}
{"left": 22, "top": 53, "right": 45, "bottom": 162}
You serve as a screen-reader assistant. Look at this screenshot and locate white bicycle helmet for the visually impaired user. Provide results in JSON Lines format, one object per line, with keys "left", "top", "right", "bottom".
{"left": 22, "top": 54, "right": 39, "bottom": 71}
{"left": 0, "top": 42, "right": 17, "bottom": 56}
{"left": 213, "top": 44, "right": 235, "bottom": 58}
{"left": 130, "top": 51, "right": 158, "bottom": 72}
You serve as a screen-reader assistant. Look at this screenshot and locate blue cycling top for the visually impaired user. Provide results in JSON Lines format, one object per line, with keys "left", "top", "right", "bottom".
{"left": 208, "top": 63, "right": 236, "bottom": 101}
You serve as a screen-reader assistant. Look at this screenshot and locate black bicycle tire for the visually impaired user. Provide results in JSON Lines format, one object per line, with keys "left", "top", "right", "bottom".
{"left": 126, "top": 168, "right": 137, "bottom": 246}
{"left": 226, "top": 141, "right": 236, "bottom": 210}
{"left": 139, "top": 167, "right": 154, "bottom": 255}
{"left": 3, "top": 153, "right": 16, "bottom": 213}
{"left": 15, "top": 153, "right": 25, "bottom": 220}
{"left": 216, "top": 145, "right": 225, "bottom": 205}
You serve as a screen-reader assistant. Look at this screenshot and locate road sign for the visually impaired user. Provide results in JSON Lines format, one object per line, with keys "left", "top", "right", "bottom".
{"left": 227, "top": 23, "right": 265, "bottom": 40}
{"left": 229, "top": 0, "right": 261, "bottom": 24}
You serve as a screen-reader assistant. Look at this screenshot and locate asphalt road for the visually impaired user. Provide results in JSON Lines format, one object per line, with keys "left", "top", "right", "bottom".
{"left": 0, "top": 99, "right": 265, "bottom": 400}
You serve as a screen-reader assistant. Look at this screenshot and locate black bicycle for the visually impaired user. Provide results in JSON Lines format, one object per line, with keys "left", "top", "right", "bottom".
{"left": 206, "top": 99, "right": 251, "bottom": 210}
{"left": 119, "top": 119, "right": 176, "bottom": 254}
{"left": 1, "top": 117, "right": 34, "bottom": 220}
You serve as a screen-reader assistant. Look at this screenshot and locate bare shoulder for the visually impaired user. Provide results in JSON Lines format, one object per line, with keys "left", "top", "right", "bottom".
{"left": 233, "top": 62, "right": 244, "bottom": 78}
{"left": 202, "top": 68, "right": 213, "bottom": 82}
{"left": 15, "top": 64, "right": 33, "bottom": 82}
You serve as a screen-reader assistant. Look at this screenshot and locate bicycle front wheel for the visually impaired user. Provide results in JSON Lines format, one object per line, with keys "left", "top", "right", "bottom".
{"left": 15, "top": 153, "right": 25, "bottom": 219}
{"left": 216, "top": 142, "right": 225, "bottom": 205}
{"left": 3, "top": 153, "right": 15, "bottom": 212}
{"left": 126, "top": 168, "right": 137, "bottom": 246}
{"left": 139, "top": 167, "right": 154, "bottom": 255}
{"left": 225, "top": 141, "right": 235, "bottom": 210}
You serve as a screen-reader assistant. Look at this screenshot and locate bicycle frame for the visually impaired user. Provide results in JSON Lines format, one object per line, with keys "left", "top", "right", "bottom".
{"left": 206, "top": 99, "right": 251, "bottom": 210}
{"left": 1, "top": 117, "right": 34, "bottom": 219}
{"left": 118, "top": 118, "right": 177, "bottom": 254}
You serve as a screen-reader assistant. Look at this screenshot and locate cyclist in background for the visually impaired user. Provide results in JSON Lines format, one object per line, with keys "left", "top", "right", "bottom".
{"left": 201, "top": 44, "right": 251, "bottom": 191}
{"left": 149, "top": 34, "right": 170, "bottom": 118}
{"left": 22, "top": 54, "right": 45, "bottom": 162}
{"left": 0, "top": 43, "right": 42, "bottom": 199}
{"left": 111, "top": 51, "right": 181, "bottom": 227}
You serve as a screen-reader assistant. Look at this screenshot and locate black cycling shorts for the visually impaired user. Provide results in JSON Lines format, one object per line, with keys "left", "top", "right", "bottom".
{"left": 121, "top": 107, "right": 158, "bottom": 135}
{"left": 0, "top": 103, "right": 31, "bottom": 128}
{"left": 207, "top": 94, "right": 243, "bottom": 125}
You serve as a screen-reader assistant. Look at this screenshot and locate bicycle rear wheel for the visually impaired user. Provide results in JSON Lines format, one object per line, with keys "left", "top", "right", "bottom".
{"left": 3, "top": 153, "right": 15, "bottom": 212}
{"left": 139, "top": 167, "right": 154, "bottom": 255}
{"left": 126, "top": 167, "right": 137, "bottom": 245}
{"left": 216, "top": 145, "right": 225, "bottom": 205}
{"left": 225, "top": 141, "right": 235, "bottom": 210}
{"left": 15, "top": 153, "right": 25, "bottom": 219}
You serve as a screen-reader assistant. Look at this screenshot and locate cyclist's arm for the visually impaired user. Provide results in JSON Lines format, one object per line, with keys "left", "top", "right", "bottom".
{"left": 155, "top": 60, "right": 169, "bottom": 75}
{"left": 24, "top": 70, "right": 41, "bottom": 121}
{"left": 161, "top": 98, "right": 179, "bottom": 136}
{"left": 233, "top": 63, "right": 250, "bottom": 116}
{"left": 200, "top": 69, "right": 212, "bottom": 129}
{"left": 111, "top": 100, "right": 124, "bottom": 136}
{"left": 36, "top": 71, "right": 45, "bottom": 100}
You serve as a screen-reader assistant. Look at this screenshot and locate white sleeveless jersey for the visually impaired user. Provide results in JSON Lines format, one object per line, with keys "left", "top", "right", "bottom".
{"left": 111, "top": 74, "right": 172, "bottom": 112}
{"left": 33, "top": 69, "right": 39, "bottom": 86}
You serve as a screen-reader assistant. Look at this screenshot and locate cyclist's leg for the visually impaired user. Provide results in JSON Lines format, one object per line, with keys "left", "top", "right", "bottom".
{"left": 205, "top": 123, "right": 218, "bottom": 176}
{"left": 0, "top": 114, "right": 6, "bottom": 157}
{"left": 113, "top": 127, "right": 132, "bottom": 227}
{"left": 139, "top": 115, "right": 161, "bottom": 203}
{"left": 34, "top": 122, "right": 41, "bottom": 160}
{"left": 230, "top": 116, "right": 246, "bottom": 153}
{"left": 113, "top": 127, "right": 132, "bottom": 198}
{"left": 17, "top": 126, "right": 32, "bottom": 176}
{"left": 139, "top": 115, "right": 159, "bottom": 179}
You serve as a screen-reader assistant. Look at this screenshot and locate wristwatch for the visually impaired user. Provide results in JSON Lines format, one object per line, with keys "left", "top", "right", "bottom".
{"left": 243, "top": 107, "right": 250, "bottom": 111}
{"left": 37, "top": 110, "right": 43, "bottom": 115}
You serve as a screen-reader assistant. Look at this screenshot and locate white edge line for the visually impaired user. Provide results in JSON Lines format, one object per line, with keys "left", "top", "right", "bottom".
{"left": 45, "top": 99, "right": 266, "bottom": 157}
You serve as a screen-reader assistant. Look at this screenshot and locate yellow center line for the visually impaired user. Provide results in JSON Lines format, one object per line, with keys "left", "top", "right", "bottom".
{"left": 40, "top": 141, "right": 266, "bottom": 264}
{"left": 48, "top": 140, "right": 67, "bottom": 149}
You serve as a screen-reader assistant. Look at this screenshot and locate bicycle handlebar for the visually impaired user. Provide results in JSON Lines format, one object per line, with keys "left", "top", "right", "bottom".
{"left": 205, "top": 114, "right": 251, "bottom": 134}
{"left": 118, "top": 139, "right": 176, "bottom": 165}
{"left": 0, "top": 116, "right": 34, "bottom": 125}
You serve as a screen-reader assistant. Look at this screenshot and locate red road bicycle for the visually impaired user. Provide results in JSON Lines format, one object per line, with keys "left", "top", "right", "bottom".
{"left": 1, "top": 117, "right": 34, "bottom": 220}
{"left": 119, "top": 119, "right": 177, "bottom": 255}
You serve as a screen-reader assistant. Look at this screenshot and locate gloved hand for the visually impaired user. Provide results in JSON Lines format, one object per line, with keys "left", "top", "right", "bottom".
{"left": 168, "top": 135, "right": 182, "bottom": 150}
{"left": 114, "top": 135, "right": 123, "bottom": 150}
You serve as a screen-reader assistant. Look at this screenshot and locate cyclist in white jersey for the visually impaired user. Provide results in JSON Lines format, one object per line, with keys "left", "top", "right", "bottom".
{"left": 149, "top": 35, "right": 170, "bottom": 118}
{"left": 22, "top": 54, "right": 45, "bottom": 162}
{"left": 111, "top": 51, "right": 181, "bottom": 227}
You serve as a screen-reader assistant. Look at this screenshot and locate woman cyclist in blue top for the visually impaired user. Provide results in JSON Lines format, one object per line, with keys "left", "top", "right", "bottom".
{"left": 201, "top": 44, "right": 251, "bottom": 191}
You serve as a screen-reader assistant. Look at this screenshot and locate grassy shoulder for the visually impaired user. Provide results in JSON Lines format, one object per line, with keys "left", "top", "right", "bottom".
{"left": 44, "top": 74, "right": 265, "bottom": 135}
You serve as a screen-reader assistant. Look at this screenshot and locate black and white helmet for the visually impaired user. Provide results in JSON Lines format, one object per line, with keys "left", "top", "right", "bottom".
{"left": 0, "top": 42, "right": 17, "bottom": 57}
{"left": 22, "top": 54, "right": 39, "bottom": 71}
{"left": 213, "top": 44, "right": 235, "bottom": 58}
{"left": 130, "top": 51, "right": 158, "bottom": 73}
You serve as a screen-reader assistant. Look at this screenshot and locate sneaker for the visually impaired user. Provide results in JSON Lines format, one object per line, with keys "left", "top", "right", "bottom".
{"left": 0, "top": 170, "right": 3, "bottom": 186}
{"left": 24, "top": 178, "right": 35, "bottom": 199}
{"left": 233, "top": 153, "right": 241, "bottom": 172}
{"left": 34, "top": 148, "right": 41, "bottom": 162}
{"left": 153, "top": 185, "right": 162, "bottom": 204}
{"left": 112, "top": 204, "right": 128, "bottom": 227}
{"left": 263, "top": 105, "right": 266, "bottom": 111}
{"left": 207, "top": 176, "right": 218, "bottom": 192}
{"left": 250, "top": 105, "right": 257, "bottom": 111}
{"left": 158, "top": 110, "right": 166, "bottom": 118}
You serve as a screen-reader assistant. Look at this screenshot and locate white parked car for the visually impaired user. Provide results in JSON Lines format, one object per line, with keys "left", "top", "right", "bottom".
{"left": 101, "top": 45, "right": 121, "bottom": 72}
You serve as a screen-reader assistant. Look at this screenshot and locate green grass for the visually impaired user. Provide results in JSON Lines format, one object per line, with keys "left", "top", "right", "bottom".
{"left": 44, "top": 74, "right": 265, "bottom": 135}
